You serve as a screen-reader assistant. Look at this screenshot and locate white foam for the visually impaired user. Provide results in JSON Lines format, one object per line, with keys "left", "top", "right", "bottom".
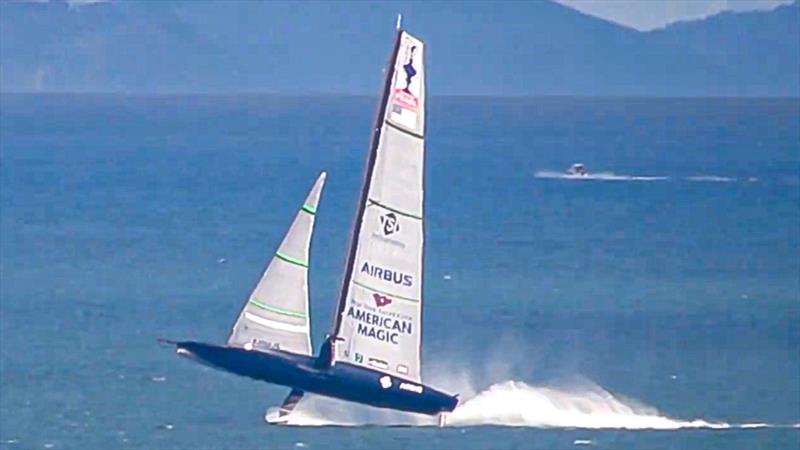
{"left": 277, "top": 394, "right": 427, "bottom": 426}
{"left": 272, "top": 378, "right": 738, "bottom": 429}
{"left": 446, "top": 380, "right": 729, "bottom": 429}
{"left": 263, "top": 357, "right": 780, "bottom": 430}
{"left": 686, "top": 175, "right": 736, "bottom": 182}
{"left": 535, "top": 171, "right": 668, "bottom": 182}
{"left": 739, "top": 422, "right": 768, "bottom": 429}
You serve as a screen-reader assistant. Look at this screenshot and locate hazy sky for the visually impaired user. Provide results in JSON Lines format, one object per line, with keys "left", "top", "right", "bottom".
{"left": 553, "top": 0, "right": 794, "bottom": 30}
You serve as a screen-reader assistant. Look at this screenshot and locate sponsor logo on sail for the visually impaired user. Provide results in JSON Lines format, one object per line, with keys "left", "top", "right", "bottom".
{"left": 355, "top": 352, "right": 363, "bottom": 363}
{"left": 346, "top": 305, "right": 413, "bottom": 345}
{"left": 373, "top": 293, "right": 393, "bottom": 308}
{"left": 393, "top": 91, "right": 418, "bottom": 111}
{"left": 361, "top": 261, "right": 413, "bottom": 287}
{"left": 380, "top": 212, "right": 400, "bottom": 236}
{"left": 396, "top": 364, "right": 409, "bottom": 375}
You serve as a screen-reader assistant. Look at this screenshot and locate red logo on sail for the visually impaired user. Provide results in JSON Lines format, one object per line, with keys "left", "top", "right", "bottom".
{"left": 373, "top": 293, "right": 393, "bottom": 308}
{"left": 393, "top": 89, "right": 418, "bottom": 111}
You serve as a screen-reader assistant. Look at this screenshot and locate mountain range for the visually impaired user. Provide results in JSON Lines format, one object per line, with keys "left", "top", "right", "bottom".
{"left": 1, "top": 0, "right": 797, "bottom": 96}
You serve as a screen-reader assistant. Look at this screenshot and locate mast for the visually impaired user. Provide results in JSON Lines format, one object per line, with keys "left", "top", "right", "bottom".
{"left": 329, "top": 29, "right": 404, "bottom": 339}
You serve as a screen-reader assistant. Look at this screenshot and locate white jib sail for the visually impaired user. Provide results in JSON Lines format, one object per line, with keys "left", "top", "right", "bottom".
{"left": 332, "top": 30, "right": 426, "bottom": 381}
{"left": 228, "top": 172, "right": 326, "bottom": 356}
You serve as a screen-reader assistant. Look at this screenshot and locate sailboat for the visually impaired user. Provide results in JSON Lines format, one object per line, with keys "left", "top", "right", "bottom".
{"left": 161, "top": 23, "right": 458, "bottom": 425}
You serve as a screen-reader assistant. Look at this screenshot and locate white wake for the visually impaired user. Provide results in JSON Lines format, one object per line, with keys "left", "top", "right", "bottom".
{"left": 685, "top": 175, "right": 737, "bottom": 183}
{"left": 271, "top": 379, "right": 742, "bottom": 429}
{"left": 446, "top": 380, "right": 727, "bottom": 429}
{"left": 535, "top": 171, "right": 668, "bottom": 182}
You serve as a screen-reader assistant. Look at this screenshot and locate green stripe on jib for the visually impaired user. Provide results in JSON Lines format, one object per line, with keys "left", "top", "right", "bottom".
{"left": 301, "top": 204, "right": 316, "bottom": 215}
{"left": 249, "top": 299, "right": 306, "bottom": 319}
{"left": 275, "top": 251, "right": 308, "bottom": 268}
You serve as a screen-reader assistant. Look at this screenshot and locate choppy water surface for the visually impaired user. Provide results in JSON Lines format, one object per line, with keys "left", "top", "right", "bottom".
{"left": 1, "top": 95, "right": 798, "bottom": 449}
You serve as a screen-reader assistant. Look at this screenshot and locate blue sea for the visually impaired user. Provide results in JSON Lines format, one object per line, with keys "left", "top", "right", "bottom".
{"left": 1, "top": 94, "right": 798, "bottom": 449}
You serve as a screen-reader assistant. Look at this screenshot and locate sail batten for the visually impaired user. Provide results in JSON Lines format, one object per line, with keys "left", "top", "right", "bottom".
{"left": 275, "top": 251, "right": 308, "bottom": 268}
{"left": 331, "top": 30, "right": 427, "bottom": 382}
{"left": 227, "top": 172, "right": 326, "bottom": 356}
{"left": 368, "top": 198, "right": 423, "bottom": 220}
{"left": 385, "top": 119, "right": 424, "bottom": 139}
{"left": 248, "top": 300, "right": 306, "bottom": 318}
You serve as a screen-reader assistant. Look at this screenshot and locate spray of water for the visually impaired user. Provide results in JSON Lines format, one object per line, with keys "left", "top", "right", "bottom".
{"left": 534, "top": 170, "right": 761, "bottom": 184}
{"left": 534, "top": 171, "right": 668, "bottom": 181}
{"left": 272, "top": 335, "right": 778, "bottom": 429}
{"left": 273, "top": 373, "right": 737, "bottom": 429}
{"left": 446, "top": 380, "right": 727, "bottom": 429}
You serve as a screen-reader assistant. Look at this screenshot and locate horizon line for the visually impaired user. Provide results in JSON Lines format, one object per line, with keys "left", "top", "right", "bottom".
{"left": 1, "top": 91, "right": 799, "bottom": 100}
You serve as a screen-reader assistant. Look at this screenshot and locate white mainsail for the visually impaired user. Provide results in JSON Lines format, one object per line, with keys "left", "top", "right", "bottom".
{"left": 331, "top": 30, "right": 426, "bottom": 381}
{"left": 228, "top": 172, "right": 326, "bottom": 356}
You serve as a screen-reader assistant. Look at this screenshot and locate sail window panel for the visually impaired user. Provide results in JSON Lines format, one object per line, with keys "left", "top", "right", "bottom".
{"left": 276, "top": 212, "right": 314, "bottom": 266}
{"left": 368, "top": 128, "right": 424, "bottom": 219}
{"left": 249, "top": 262, "right": 309, "bottom": 321}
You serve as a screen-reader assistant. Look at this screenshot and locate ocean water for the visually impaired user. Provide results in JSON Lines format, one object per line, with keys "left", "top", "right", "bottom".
{"left": 1, "top": 94, "right": 798, "bottom": 449}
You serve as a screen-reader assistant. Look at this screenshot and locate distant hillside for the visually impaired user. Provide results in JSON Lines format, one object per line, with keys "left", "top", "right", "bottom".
{"left": 0, "top": 0, "right": 797, "bottom": 96}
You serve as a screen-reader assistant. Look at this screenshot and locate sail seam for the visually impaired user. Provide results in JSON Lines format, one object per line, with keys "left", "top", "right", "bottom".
{"left": 367, "top": 198, "right": 422, "bottom": 220}
{"left": 249, "top": 299, "right": 306, "bottom": 319}
{"left": 301, "top": 204, "right": 316, "bottom": 215}
{"left": 352, "top": 279, "right": 420, "bottom": 303}
{"left": 275, "top": 251, "right": 308, "bottom": 268}
{"left": 385, "top": 119, "right": 424, "bottom": 139}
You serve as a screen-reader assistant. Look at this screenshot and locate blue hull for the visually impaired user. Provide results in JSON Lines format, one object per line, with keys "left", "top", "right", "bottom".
{"left": 174, "top": 341, "right": 458, "bottom": 416}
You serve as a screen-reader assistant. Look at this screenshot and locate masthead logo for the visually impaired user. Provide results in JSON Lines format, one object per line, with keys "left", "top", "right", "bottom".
{"left": 402, "top": 45, "right": 418, "bottom": 94}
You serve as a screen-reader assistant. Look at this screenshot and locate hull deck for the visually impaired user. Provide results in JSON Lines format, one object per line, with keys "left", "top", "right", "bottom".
{"left": 174, "top": 341, "right": 458, "bottom": 416}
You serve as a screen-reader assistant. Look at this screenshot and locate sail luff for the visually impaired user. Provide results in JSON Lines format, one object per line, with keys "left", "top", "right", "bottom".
{"left": 330, "top": 30, "right": 404, "bottom": 338}
{"left": 227, "top": 172, "right": 326, "bottom": 356}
